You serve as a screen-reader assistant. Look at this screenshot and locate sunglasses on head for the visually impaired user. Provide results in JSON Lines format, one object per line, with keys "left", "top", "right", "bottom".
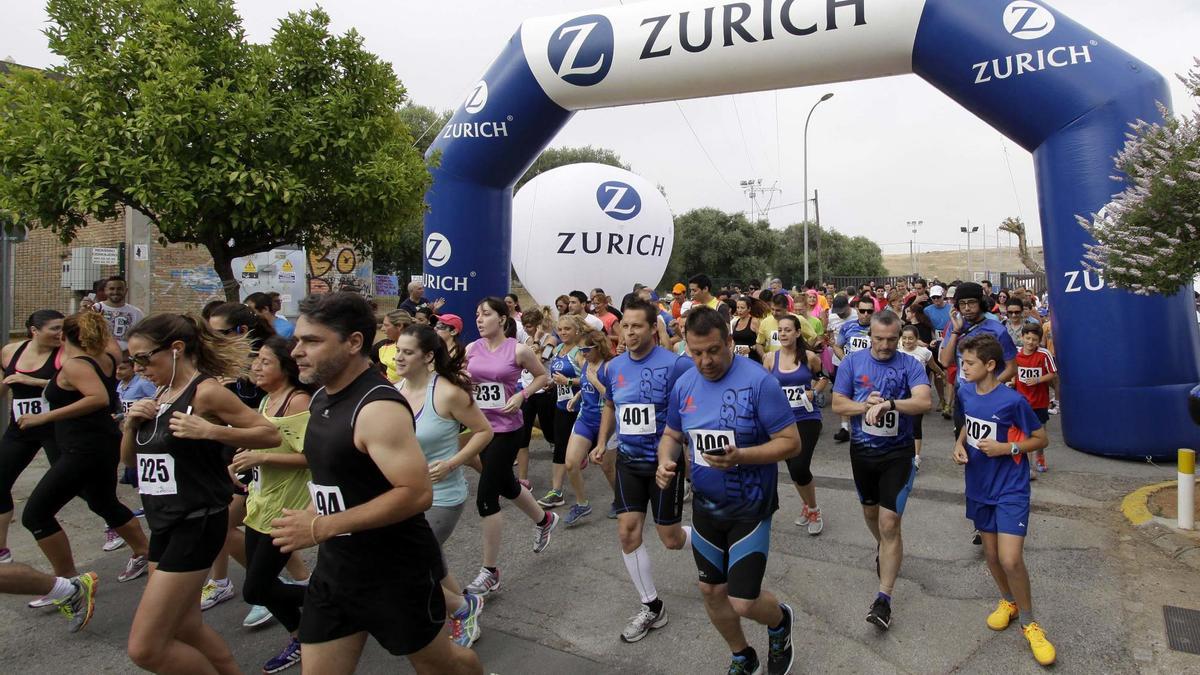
{"left": 129, "top": 345, "right": 170, "bottom": 366}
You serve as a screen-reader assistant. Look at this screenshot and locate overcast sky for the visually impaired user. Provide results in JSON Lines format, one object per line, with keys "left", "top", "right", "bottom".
{"left": 3, "top": 0, "right": 1197, "bottom": 258}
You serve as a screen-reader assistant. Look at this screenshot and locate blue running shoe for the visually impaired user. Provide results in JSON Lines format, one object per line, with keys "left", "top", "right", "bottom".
{"left": 263, "top": 637, "right": 301, "bottom": 673}
{"left": 564, "top": 503, "right": 593, "bottom": 527}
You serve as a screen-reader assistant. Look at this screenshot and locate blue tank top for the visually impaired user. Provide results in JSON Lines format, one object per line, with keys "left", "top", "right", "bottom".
{"left": 412, "top": 375, "right": 467, "bottom": 508}
{"left": 578, "top": 360, "right": 603, "bottom": 426}
{"left": 550, "top": 345, "right": 581, "bottom": 411}
{"left": 770, "top": 350, "right": 821, "bottom": 423}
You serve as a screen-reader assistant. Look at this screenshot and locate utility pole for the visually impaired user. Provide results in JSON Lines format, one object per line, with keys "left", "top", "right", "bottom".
{"left": 740, "top": 179, "right": 780, "bottom": 225}
{"left": 812, "top": 190, "right": 822, "bottom": 283}
{"left": 803, "top": 92, "right": 834, "bottom": 283}
{"left": 961, "top": 221, "right": 979, "bottom": 279}
{"left": 906, "top": 219, "right": 923, "bottom": 277}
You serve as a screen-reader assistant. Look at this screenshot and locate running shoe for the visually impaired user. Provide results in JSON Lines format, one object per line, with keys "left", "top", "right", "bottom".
{"left": 564, "top": 503, "right": 593, "bottom": 527}
{"left": 833, "top": 428, "right": 850, "bottom": 443}
{"left": 727, "top": 651, "right": 761, "bottom": 675}
{"left": 620, "top": 603, "right": 668, "bottom": 643}
{"left": 103, "top": 528, "right": 127, "bottom": 552}
{"left": 1047, "top": 400, "right": 1059, "bottom": 415}
{"left": 533, "top": 511, "right": 560, "bottom": 553}
{"left": 54, "top": 571, "right": 98, "bottom": 633}
{"left": 465, "top": 567, "right": 501, "bottom": 596}
{"left": 987, "top": 599, "right": 1019, "bottom": 631}
{"left": 866, "top": 597, "right": 891, "bottom": 630}
{"left": 263, "top": 637, "right": 301, "bottom": 673}
{"left": 941, "top": 403, "right": 952, "bottom": 420}
{"left": 537, "top": 489, "right": 565, "bottom": 508}
{"left": 794, "top": 504, "right": 813, "bottom": 528}
{"left": 1036, "top": 455, "right": 1048, "bottom": 472}
{"left": 199, "top": 579, "right": 235, "bottom": 610}
{"left": 1023, "top": 622, "right": 1056, "bottom": 666}
{"left": 608, "top": 502, "right": 619, "bottom": 519}
{"left": 0, "top": 547, "right": 11, "bottom": 564}
{"left": 132, "top": 508, "right": 145, "bottom": 518}
{"left": 117, "top": 554, "right": 149, "bottom": 583}
{"left": 767, "top": 603, "right": 794, "bottom": 675}
{"left": 972, "top": 530, "right": 982, "bottom": 546}
{"left": 517, "top": 478, "right": 532, "bottom": 492}
{"left": 805, "top": 507, "right": 823, "bottom": 536}
{"left": 28, "top": 594, "right": 56, "bottom": 608}
{"left": 451, "top": 592, "right": 484, "bottom": 648}
{"left": 243, "top": 604, "right": 273, "bottom": 627}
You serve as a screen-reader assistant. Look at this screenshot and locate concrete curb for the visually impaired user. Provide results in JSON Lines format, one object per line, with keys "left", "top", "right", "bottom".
{"left": 1121, "top": 479, "right": 1200, "bottom": 573}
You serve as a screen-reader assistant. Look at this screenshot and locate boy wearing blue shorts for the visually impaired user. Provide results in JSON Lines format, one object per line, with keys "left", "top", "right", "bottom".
{"left": 952, "top": 334, "right": 1054, "bottom": 666}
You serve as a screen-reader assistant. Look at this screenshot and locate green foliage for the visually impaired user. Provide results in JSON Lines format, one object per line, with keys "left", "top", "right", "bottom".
{"left": 664, "top": 208, "right": 776, "bottom": 285}
{"left": 0, "top": 0, "right": 431, "bottom": 297}
{"left": 516, "top": 145, "right": 629, "bottom": 192}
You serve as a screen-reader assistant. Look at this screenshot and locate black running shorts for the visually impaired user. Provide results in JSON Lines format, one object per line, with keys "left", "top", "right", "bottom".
{"left": 849, "top": 448, "right": 918, "bottom": 515}
{"left": 147, "top": 508, "right": 228, "bottom": 573}
{"left": 299, "top": 566, "right": 446, "bottom": 656}
{"left": 613, "top": 458, "right": 685, "bottom": 525}
{"left": 691, "top": 510, "right": 771, "bottom": 600}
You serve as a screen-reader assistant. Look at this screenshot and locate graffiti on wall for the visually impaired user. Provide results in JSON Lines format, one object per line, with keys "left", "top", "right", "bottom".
{"left": 168, "top": 266, "right": 224, "bottom": 296}
{"left": 307, "top": 244, "right": 372, "bottom": 295}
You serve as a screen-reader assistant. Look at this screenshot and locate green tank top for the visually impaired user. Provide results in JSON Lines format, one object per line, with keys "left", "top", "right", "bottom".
{"left": 243, "top": 392, "right": 313, "bottom": 534}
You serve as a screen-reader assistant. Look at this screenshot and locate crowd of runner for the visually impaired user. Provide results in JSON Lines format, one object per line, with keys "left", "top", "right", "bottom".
{"left": 0, "top": 272, "right": 1062, "bottom": 673}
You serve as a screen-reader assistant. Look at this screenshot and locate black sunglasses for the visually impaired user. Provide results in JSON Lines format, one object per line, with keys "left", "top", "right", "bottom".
{"left": 129, "top": 345, "right": 170, "bottom": 366}
{"left": 858, "top": 307, "right": 875, "bottom": 314}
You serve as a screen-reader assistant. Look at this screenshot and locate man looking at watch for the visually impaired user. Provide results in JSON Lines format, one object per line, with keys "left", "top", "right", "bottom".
{"left": 831, "top": 310, "right": 931, "bottom": 631}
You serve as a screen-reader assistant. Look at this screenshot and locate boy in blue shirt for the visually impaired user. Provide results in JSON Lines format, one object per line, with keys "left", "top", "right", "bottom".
{"left": 952, "top": 334, "right": 1054, "bottom": 667}
{"left": 656, "top": 307, "right": 799, "bottom": 675}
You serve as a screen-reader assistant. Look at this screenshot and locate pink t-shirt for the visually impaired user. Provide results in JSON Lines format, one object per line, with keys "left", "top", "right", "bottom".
{"left": 466, "top": 337, "right": 524, "bottom": 433}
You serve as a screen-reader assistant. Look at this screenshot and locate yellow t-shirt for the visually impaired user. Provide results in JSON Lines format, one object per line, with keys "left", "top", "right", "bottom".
{"left": 757, "top": 314, "right": 781, "bottom": 354}
{"left": 379, "top": 342, "right": 400, "bottom": 383}
{"left": 243, "top": 401, "right": 313, "bottom": 534}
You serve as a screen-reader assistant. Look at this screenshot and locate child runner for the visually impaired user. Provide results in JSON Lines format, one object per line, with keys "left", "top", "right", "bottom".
{"left": 1014, "top": 325, "right": 1056, "bottom": 473}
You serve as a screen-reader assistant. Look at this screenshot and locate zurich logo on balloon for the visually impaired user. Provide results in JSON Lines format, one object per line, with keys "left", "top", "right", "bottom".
{"left": 547, "top": 14, "right": 614, "bottom": 87}
{"left": 596, "top": 181, "right": 641, "bottom": 221}
{"left": 1003, "top": 1, "right": 1055, "bottom": 40}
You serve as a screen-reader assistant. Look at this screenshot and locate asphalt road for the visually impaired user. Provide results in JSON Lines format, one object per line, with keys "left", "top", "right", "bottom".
{"left": 0, "top": 406, "right": 1191, "bottom": 674}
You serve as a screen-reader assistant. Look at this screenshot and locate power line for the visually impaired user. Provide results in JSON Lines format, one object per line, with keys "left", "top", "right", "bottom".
{"left": 674, "top": 101, "right": 736, "bottom": 192}
{"left": 731, "top": 96, "right": 757, "bottom": 176}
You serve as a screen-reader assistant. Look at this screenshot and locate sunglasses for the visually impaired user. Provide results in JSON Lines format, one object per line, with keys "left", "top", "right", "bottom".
{"left": 434, "top": 323, "right": 455, "bottom": 331}
{"left": 129, "top": 345, "right": 170, "bottom": 366}
{"left": 858, "top": 308, "right": 875, "bottom": 314}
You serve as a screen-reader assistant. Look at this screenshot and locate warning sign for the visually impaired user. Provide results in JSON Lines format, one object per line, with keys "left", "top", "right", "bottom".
{"left": 241, "top": 260, "right": 258, "bottom": 280}
{"left": 278, "top": 259, "right": 296, "bottom": 284}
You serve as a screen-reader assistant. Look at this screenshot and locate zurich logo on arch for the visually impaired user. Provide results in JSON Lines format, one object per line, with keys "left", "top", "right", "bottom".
{"left": 596, "top": 181, "right": 641, "bottom": 221}
{"left": 425, "top": 233, "right": 452, "bottom": 267}
{"left": 463, "top": 80, "right": 488, "bottom": 114}
{"left": 1003, "top": 1, "right": 1055, "bottom": 40}
{"left": 547, "top": 14, "right": 614, "bottom": 87}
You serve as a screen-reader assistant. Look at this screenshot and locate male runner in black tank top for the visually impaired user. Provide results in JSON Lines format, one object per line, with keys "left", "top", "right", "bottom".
{"left": 272, "top": 292, "right": 481, "bottom": 675}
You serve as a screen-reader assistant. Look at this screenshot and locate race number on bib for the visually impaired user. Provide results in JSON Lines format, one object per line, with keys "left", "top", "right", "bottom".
{"left": 473, "top": 382, "right": 505, "bottom": 410}
{"left": 964, "top": 415, "right": 998, "bottom": 449}
{"left": 862, "top": 410, "right": 899, "bottom": 437}
{"left": 136, "top": 454, "right": 178, "bottom": 496}
{"left": 1018, "top": 366, "right": 1042, "bottom": 382}
{"left": 121, "top": 400, "right": 136, "bottom": 414}
{"left": 848, "top": 335, "right": 870, "bottom": 353}
{"left": 11, "top": 397, "right": 48, "bottom": 421}
{"left": 782, "top": 386, "right": 813, "bottom": 412}
{"left": 618, "top": 404, "right": 656, "bottom": 435}
{"left": 734, "top": 345, "right": 751, "bottom": 356}
{"left": 308, "top": 483, "right": 347, "bottom": 516}
{"left": 688, "top": 429, "right": 733, "bottom": 468}
{"left": 556, "top": 384, "right": 573, "bottom": 402}
{"left": 769, "top": 331, "right": 781, "bottom": 348}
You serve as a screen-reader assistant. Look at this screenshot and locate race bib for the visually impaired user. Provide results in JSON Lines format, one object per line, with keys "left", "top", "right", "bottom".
{"left": 734, "top": 344, "right": 751, "bottom": 356}
{"left": 964, "top": 415, "right": 998, "bottom": 449}
{"left": 11, "top": 396, "right": 48, "bottom": 421}
{"left": 848, "top": 335, "right": 870, "bottom": 353}
{"left": 769, "top": 331, "right": 781, "bottom": 348}
{"left": 862, "top": 409, "right": 899, "bottom": 437}
{"left": 689, "top": 429, "right": 733, "bottom": 468}
{"left": 556, "top": 383, "right": 573, "bottom": 402}
{"left": 782, "top": 386, "right": 813, "bottom": 412}
{"left": 473, "top": 382, "right": 506, "bottom": 410}
{"left": 933, "top": 329, "right": 943, "bottom": 342}
{"left": 308, "top": 482, "right": 347, "bottom": 516}
{"left": 250, "top": 466, "right": 261, "bottom": 492}
{"left": 136, "top": 454, "right": 177, "bottom": 496}
{"left": 121, "top": 400, "right": 136, "bottom": 414}
{"left": 1018, "top": 366, "right": 1041, "bottom": 382}
{"left": 618, "top": 404, "right": 656, "bottom": 435}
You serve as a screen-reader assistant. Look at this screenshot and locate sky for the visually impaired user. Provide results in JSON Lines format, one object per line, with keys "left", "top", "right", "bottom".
{"left": 2, "top": 0, "right": 1198, "bottom": 259}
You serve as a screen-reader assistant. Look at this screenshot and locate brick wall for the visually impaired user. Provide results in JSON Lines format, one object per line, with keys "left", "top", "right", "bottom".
{"left": 9, "top": 215, "right": 124, "bottom": 327}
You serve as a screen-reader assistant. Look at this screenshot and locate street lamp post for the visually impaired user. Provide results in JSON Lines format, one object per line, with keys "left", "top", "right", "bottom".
{"left": 803, "top": 92, "right": 834, "bottom": 283}
{"left": 961, "top": 223, "right": 979, "bottom": 278}
{"left": 907, "top": 219, "right": 923, "bottom": 276}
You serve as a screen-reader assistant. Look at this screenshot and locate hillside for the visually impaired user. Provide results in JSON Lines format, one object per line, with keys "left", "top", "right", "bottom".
{"left": 882, "top": 246, "right": 1045, "bottom": 282}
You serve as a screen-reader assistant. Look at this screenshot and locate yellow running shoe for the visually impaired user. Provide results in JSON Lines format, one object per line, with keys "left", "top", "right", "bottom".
{"left": 987, "top": 599, "right": 1019, "bottom": 630}
{"left": 1023, "top": 622, "right": 1056, "bottom": 666}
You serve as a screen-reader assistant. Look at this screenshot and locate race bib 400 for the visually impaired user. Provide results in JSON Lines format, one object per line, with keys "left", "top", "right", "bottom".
{"left": 688, "top": 429, "right": 733, "bottom": 468}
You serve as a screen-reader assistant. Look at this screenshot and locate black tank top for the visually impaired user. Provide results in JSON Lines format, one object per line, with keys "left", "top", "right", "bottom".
{"left": 3, "top": 341, "right": 60, "bottom": 440}
{"left": 133, "top": 375, "right": 232, "bottom": 532}
{"left": 304, "top": 366, "right": 441, "bottom": 582}
{"left": 731, "top": 317, "right": 762, "bottom": 363}
{"left": 44, "top": 355, "right": 120, "bottom": 452}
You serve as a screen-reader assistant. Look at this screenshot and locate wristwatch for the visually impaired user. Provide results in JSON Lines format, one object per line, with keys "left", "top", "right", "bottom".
{"left": 1010, "top": 442, "right": 1020, "bottom": 455}
{"left": 888, "top": 399, "right": 896, "bottom": 411}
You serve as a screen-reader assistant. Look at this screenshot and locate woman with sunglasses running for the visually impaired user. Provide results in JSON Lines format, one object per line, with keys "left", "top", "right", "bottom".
{"left": 16, "top": 312, "right": 151, "bottom": 585}
{"left": 122, "top": 314, "right": 280, "bottom": 674}
{"left": 395, "top": 324, "right": 493, "bottom": 648}
{"left": 561, "top": 329, "right": 614, "bottom": 526}
{"left": 0, "top": 310, "right": 64, "bottom": 563}
{"left": 536, "top": 314, "right": 589, "bottom": 509}
{"left": 463, "top": 298, "right": 558, "bottom": 597}
{"left": 764, "top": 314, "right": 829, "bottom": 534}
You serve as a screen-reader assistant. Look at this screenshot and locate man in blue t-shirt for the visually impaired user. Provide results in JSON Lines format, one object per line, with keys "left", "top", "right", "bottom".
{"left": 832, "top": 310, "right": 931, "bottom": 632}
{"left": 951, "top": 334, "right": 1054, "bottom": 666}
{"left": 938, "top": 282, "right": 1018, "bottom": 445}
{"left": 656, "top": 307, "right": 799, "bottom": 675}
{"left": 831, "top": 296, "right": 875, "bottom": 444}
{"left": 592, "top": 299, "right": 694, "bottom": 645}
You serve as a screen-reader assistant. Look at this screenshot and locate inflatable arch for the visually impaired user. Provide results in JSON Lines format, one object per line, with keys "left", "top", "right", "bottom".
{"left": 424, "top": 0, "right": 1200, "bottom": 459}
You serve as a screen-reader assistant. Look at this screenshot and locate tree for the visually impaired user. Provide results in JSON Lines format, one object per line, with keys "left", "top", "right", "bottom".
{"left": 0, "top": 0, "right": 430, "bottom": 300}
{"left": 515, "top": 145, "right": 629, "bottom": 192}
{"left": 663, "top": 208, "right": 775, "bottom": 286}
{"left": 1080, "top": 58, "right": 1200, "bottom": 295}
{"left": 771, "top": 221, "right": 886, "bottom": 285}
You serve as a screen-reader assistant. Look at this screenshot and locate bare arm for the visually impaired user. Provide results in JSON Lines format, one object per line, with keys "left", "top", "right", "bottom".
{"left": 706, "top": 423, "right": 801, "bottom": 469}
{"left": 515, "top": 343, "right": 549, "bottom": 400}
{"left": 442, "top": 384, "right": 493, "bottom": 471}
{"left": 16, "top": 359, "right": 108, "bottom": 430}
{"left": 170, "top": 379, "right": 281, "bottom": 449}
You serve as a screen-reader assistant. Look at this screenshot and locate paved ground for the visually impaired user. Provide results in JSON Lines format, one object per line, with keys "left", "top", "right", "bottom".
{"left": 0, "top": 407, "right": 1196, "bottom": 674}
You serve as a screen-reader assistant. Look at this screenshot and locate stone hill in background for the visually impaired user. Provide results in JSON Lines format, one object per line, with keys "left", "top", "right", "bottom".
{"left": 882, "top": 246, "right": 1045, "bottom": 282}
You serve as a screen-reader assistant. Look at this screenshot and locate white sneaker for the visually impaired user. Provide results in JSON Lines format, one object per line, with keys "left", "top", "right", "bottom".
{"left": 102, "top": 528, "right": 127, "bottom": 552}
{"left": 806, "top": 508, "right": 824, "bottom": 536}
{"left": 199, "top": 579, "right": 235, "bottom": 610}
{"left": 794, "top": 504, "right": 813, "bottom": 527}
{"left": 27, "top": 594, "right": 56, "bottom": 608}
{"left": 620, "top": 603, "right": 668, "bottom": 643}
{"left": 465, "top": 567, "right": 501, "bottom": 596}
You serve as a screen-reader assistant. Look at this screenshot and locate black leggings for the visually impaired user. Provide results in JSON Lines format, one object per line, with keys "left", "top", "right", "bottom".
{"left": 517, "top": 390, "right": 557, "bottom": 447}
{"left": 476, "top": 430, "right": 524, "bottom": 518}
{"left": 785, "top": 420, "right": 822, "bottom": 486}
{"left": 22, "top": 447, "right": 133, "bottom": 540}
{"left": 244, "top": 527, "right": 306, "bottom": 632}
{"left": 0, "top": 431, "right": 60, "bottom": 513}
{"left": 551, "top": 407, "right": 579, "bottom": 465}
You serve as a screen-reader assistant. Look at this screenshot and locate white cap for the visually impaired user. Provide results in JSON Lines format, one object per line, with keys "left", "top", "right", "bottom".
{"left": 930, "top": 285, "right": 946, "bottom": 297}
{"left": 945, "top": 286, "right": 957, "bottom": 299}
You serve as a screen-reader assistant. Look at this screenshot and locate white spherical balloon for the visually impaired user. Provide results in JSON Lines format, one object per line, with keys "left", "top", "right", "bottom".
{"left": 512, "top": 163, "right": 674, "bottom": 312}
